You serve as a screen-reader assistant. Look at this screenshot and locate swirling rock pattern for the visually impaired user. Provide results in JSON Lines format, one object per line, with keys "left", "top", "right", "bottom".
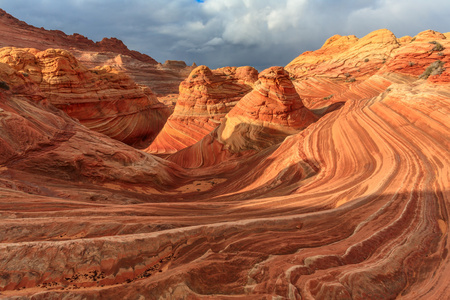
{"left": 0, "top": 28, "right": 449, "bottom": 299}
{"left": 0, "top": 47, "right": 171, "bottom": 147}
{"left": 145, "top": 65, "right": 258, "bottom": 154}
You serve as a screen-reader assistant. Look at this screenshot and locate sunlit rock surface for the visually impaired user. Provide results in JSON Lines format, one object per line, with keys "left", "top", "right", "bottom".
{"left": 0, "top": 19, "right": 449, "bottom": 300}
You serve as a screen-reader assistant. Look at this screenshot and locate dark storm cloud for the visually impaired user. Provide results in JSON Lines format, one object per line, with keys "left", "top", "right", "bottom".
{"left": 1, "top": 0, "right": 449, "bottom": 71}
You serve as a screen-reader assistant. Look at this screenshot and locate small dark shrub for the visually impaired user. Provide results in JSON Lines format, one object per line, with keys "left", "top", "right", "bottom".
{"left": 364, "top": 58, "right": 369, "bottom": 62}
{"left": 429, "top": 41, "right": 445, "bottom": 51}
{"left": 419, "top": 60, "right": 446, "bottom": 79}
{"left": 323, "top": 94, "right": 334, "bottom": 100}
{"left": 408, "top": 61, "right": 415, "bottom": 67}
{"left": 346, "top": 77, "right": 356, "bottom": 83}
{"left": 344, "top": 72, "right": 351, "bottom": 78}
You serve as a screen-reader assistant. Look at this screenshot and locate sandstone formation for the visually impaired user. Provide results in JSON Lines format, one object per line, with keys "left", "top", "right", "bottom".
{"left": 0, "top": 47, "right": 171, "bottom": 147}
{"left": 0, "top": 9, "right": 194, "bottom": 100}
{"left": 167, "top": 66, "right": 317, "bottom": 168}
{"left": 286, "top": 29, "right": 450, "bottom": 113}
{"left": 0, "top": 20, "right": 449, "bottom": 300}
{"left": 145, "top": 65, "right": 258, "bottom": 154}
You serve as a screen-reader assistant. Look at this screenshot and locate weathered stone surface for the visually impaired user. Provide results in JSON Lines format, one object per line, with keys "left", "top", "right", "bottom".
{"left": 218, "top": 66, "right": 316, "bottom": 151}
{"left": 0, "top": 47, "right": 171, "bottom": 147}
{"left": 166, "top": 66, "right": 316, "bottom": 168}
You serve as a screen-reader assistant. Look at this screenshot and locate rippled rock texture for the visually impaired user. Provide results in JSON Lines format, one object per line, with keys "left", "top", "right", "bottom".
{"left": 0, "top": 26, "right": 449, "bottom": 300}
{"left": 0, "top": 47, "right": 171, "bottom": 147}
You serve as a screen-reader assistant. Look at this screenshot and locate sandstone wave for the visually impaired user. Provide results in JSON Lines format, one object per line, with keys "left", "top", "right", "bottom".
{"left": 0, "top": 24, "right": 449, "bottom": 300}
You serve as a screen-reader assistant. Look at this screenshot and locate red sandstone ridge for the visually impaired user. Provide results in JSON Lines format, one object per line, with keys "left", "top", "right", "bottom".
{"left": 0, "top": 47, "right": 171, "bottom": 147}
{"left": 0, "top": 28, "right": 449, "bottom": 300}
{"left": 0, "top": 9, "right": 194, "bottom": 99}
{"left": 145, "top": 65, "right": 258, "bottom": 154}
{"left": 0, "top": 9, "right": 156, "bottom": 64}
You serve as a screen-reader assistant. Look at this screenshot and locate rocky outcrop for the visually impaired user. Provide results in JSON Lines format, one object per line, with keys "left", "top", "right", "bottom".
{"left": 286, "top": 29, "right": 450, "bottom": 112}
{"left": 145, "top": 65, "right": 258, "bottom": 154}
{"left": 0, "top": 9, "right": 193, "bottom": 100}
{"left": 286, "top": 29, "right": 400, "bottom": 80}
{"left": 0, "top": 62, "right": 181, "bottom": 186}
{"left": 0, "top": 47, "right": 171, "bottom": 147}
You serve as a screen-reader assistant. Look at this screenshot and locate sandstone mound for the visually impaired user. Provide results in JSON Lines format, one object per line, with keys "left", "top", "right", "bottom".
{"left": 0, "top": 47, "right": 171, "bottom": 147}
{"left": 145, "top": 65, "right": 258, "bottom": 154}
{"left": 0, "top": 62, "right": 180, "bottom": 187}
{"left": 217, "top": 66, "right": 317, "bottom": 152}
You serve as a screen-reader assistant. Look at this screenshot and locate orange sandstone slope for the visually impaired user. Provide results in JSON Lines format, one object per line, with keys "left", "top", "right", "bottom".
{"left": 145, "top": 65, "right": 258, "bottom": 154}
{"left": 0, "top": 47, "right": 171, "bottom": 147}
{"left": 0, "top": 9, "right": 193, "bottom": 99}
{"left": 0, "top": 29, "right": 449, "bottom": 299}
{"left": 286, "top": 29, "right": 450, "bottom": 111}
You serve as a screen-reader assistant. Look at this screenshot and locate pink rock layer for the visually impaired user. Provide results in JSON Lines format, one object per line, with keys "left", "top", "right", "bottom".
{"left": 286, "top": 29, "right": 450, "bottom": 112}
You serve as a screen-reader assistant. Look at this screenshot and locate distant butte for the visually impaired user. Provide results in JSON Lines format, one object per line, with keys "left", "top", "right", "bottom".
{"left": 0, "top": 8, "right": 194, "bottom": 101}
{"left": 0, "top": 9, "right": 157, "bottom": 64}
{"left": 0, "top": 9, "right": 449, "bottom": 300}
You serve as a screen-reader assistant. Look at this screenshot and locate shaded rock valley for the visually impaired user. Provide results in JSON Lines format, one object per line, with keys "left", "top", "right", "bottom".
{"left": 0, "top": 10, "right": 449, "bottom": 300}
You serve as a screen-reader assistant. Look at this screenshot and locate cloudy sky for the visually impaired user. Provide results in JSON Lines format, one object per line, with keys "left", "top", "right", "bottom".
{"left": 1, "top": 0, "right": 449, "bottom": 70}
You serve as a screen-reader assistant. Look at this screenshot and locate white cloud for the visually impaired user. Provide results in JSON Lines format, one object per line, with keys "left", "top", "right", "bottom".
{"left": 345, "top": 0, "right": 450, "bottom": 37}
{"left": 200, "top": 0, "right": 307, "bottom": 46}
{"left": 205, "top": 37, "right": 224, "bottom": 46}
